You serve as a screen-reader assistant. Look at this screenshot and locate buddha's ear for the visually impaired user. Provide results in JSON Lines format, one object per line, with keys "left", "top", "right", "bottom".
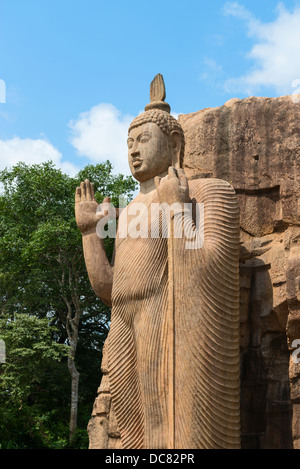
{"left": 170, "top": 130, "right": 181, "bottom": 169}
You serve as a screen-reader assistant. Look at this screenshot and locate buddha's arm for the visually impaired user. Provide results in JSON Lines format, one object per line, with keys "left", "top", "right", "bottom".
{"left": 82, "top": 231, "right": 113, "bottom": 307}
{"left": 155, "top": 167, "right": 204, "bottom": 251}
{"left": 155, "top": 168, "right": 240, "bottom": 259}
{"left": 75, "top": 180, "right": 113, "bottom": 307}
{"left": 166, "top": 176, "right": 241, "bottom": 450}
{"left": 172, "top": 177, "right": 240, "bottom": 257}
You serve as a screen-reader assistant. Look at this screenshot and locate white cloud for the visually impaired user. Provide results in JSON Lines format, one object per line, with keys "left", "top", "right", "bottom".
{"left": 223, "top": 1, "right": 256, "bottom": 21}
{"left": 222, "top": 2, "right": 300, "bottom": 95}
{"left": 0, "top": 137, "right": 79, "bottom": 176}
{"left": 68, "top": 103, "right": 182, "bottom": 177}
{"left": 200, "top": 57, "right": 224, "bottom": 83}
{"left": 68, "top": 103, "right": 134, "bottom": 176}
{"left": 204, "top": 58, "right": 223, "bottom": 72}
{"left": 0, "top": 104, "right": 183, "bottom": 189}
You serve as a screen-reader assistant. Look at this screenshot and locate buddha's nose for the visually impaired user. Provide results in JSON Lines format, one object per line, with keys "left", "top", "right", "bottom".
{"left": 131, "top": 150, "right": 140, "bottom": 158}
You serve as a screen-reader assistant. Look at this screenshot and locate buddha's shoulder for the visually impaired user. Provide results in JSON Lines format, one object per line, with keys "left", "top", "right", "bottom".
{"left": 188, "top": 176, "right": 237, "bottom": 200}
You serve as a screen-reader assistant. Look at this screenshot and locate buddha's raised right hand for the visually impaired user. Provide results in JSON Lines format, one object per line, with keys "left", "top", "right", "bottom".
{"left": 75, "top": 179, "right": 110, "bottom": 235}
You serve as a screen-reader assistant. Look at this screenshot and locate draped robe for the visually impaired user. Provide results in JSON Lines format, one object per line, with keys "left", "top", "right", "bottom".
{"left": 106, "top": 177, "right": 240, "bottom": 449}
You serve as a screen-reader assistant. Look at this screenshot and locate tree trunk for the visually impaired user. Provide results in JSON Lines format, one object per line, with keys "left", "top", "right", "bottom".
{"left": 68, "top": 346, "right": 80, "bottom": 443}
{"left": 63, "top": 264, "right": 82, "bottom": 444}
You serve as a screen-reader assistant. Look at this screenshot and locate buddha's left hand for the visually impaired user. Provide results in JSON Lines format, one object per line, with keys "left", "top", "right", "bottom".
{"left": 155, "top": 166, "right": 190, "bottom": 206}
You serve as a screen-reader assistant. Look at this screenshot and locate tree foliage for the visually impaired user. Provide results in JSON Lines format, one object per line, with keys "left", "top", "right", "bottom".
{"left": 0, "top": 160, "right": 137, "bottom": 448}
{"left": 0, "top": 314, "right": 69, "bottom": 448}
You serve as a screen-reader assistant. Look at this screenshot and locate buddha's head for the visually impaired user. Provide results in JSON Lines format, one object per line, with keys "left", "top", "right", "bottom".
{"left": 127, "top": 74, "right": 185, "bottom": 183}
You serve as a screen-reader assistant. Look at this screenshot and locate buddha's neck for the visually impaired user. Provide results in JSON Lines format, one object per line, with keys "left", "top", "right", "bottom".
{"left": 139, "top": 170, "right": 168, "bottom": 195}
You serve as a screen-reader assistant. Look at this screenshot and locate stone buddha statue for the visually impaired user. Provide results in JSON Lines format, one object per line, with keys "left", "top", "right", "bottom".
{"left": 75, "top": 74, "right": 241, "bottom": 449}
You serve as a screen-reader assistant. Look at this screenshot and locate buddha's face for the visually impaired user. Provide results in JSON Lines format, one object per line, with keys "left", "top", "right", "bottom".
{"left": 127, "top": 122, "right": 173, "bottom": 183}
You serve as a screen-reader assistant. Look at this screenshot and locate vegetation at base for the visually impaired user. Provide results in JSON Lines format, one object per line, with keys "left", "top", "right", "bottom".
{"left": 0, "top": 160, "right": 137, "bottom": 448}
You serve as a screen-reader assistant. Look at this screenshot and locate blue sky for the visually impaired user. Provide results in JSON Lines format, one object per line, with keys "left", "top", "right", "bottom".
{"left": 1, "top": 0, "right": 300, "bottom": 176}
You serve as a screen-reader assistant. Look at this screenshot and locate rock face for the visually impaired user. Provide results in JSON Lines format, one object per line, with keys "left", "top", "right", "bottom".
{"left": 87, "top": 341, "right": 122, "bottom": 449}
{"left": 178, "top": 95, "right": 300, "bottom": 449}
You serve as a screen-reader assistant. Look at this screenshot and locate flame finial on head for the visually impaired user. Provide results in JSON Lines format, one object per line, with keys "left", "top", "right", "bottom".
{"left": 144, "top": 74, "right": 171, "bottom": 113}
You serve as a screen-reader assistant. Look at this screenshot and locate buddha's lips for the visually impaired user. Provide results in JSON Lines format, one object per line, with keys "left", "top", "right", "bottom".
{"left": 132, "top": 159, "right": 143, "bottom": 168}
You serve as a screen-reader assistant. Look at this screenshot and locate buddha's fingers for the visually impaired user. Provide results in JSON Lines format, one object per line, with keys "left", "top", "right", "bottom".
{"left": 168, "top": 166, "right": 177, "bottom": 179}
{"left": 75, "top": 187, "right": 81, "bottom": 204}
{"left": 80, "top": 181, "right": 86, "bottom": 201}
{"left": 85, "top": 180, "right": 93, "bottom": 201}
{"left": 177, "top": 168, "right": 188, "bottom": 188}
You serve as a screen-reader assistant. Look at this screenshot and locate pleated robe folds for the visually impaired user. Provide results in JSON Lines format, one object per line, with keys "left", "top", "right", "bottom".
{"left": 106, "top": 177, "right": 240, "bottom": 449}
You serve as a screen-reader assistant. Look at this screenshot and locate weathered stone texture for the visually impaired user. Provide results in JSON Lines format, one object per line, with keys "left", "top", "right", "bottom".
{"left": 178, "top": 94, "right": 300, "bottom": 449}
{"left": 89, "top": 94, "right": 299, "bottom": 449}
{"left": 87, "top": 341, "right": 122, "bottom": 449}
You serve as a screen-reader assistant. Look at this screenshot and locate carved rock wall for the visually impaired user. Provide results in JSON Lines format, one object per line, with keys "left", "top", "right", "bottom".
{"left": 178, "top": 95, "right": 300, "bottom": 449}
{"left": 87, "top": 340, "right": 122, "bottom": 449}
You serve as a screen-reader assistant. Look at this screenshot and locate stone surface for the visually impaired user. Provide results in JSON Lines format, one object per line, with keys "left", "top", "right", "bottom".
{"left": 178, "top": 94, "right": 300, "bottom": 449}
{"left": 77, "top": 75, "right": 241, "bottom": 449}
{"left": 87, "top": 341, "right": 122, "bottom": 449}
{"left": 84, "top": 91, "right": 300, "bottom": 450}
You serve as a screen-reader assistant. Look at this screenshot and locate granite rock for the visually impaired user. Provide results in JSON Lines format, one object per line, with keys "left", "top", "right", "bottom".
{"left": 178, "top": 94, "right": 300, "bottom": 449}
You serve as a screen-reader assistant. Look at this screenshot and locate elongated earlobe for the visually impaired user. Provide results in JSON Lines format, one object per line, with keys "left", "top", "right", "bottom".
{"left": 171, "top": 130, "right": 181, "bottom": 169}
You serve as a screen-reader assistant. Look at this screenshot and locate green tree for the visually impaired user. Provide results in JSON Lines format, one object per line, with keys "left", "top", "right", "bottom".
{"left": 0, "top": 314, "right": 69, "bottom": 448}
{"left": 0, "top": 160, "right": 137, "bottom": 446}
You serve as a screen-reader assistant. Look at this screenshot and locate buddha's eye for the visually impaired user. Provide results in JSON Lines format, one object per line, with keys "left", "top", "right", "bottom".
{"left": 139, "top": 132, "right": 151, "bottom": 143}
{"left": 127, "top": 139, "right": 134, "bottom": 149}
